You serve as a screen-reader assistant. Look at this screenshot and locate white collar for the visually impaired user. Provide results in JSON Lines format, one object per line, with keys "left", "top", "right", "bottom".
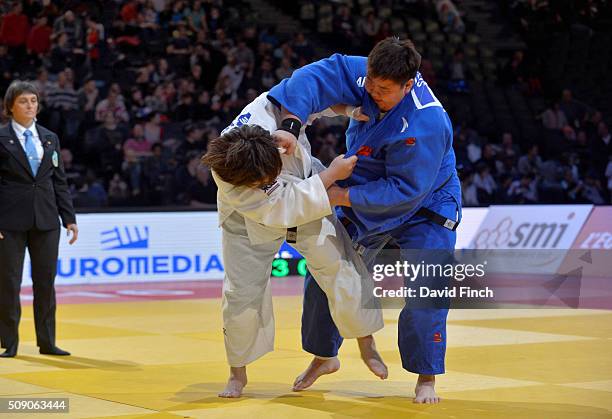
{"left": 11, "top": 120, "right": 38, "bottom": 138}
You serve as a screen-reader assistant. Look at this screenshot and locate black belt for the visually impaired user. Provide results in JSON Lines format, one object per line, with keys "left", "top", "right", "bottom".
{"left": 415, "top": 207, "right": 459, "bottom": 231}
{"left": 415, "top": 174, "right": 459, "bottom": 231}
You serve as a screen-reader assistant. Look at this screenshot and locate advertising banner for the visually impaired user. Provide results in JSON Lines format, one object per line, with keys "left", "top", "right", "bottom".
{"left": 556, "top": 206, "right": 612, "bottom": 278}
{"left": 467, "top": 205, "right": 593, "bottom": 274}
{"left": 16, "top": 207, "right": 528, "bottom": 284}
{"left": 22, "top": 212, "right": 224, "bottom": 285}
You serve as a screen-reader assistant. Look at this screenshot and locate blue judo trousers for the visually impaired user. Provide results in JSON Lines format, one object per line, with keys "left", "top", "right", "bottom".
{"left": 268, "top": 53, "right": 462, "bottom": 375}
{"left": 301, "top": 190, "right": 460, "bottom": 374}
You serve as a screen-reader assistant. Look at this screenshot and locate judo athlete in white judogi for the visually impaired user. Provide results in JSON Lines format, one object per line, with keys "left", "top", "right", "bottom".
{"left": 202, "top": 93, "right": 386, "bottom": 398}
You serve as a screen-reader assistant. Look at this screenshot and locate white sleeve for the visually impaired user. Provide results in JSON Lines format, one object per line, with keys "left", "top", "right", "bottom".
{"left": 310, "top": 155, "right": 327, "bottom": 175}
{"left": 306, "top": 107, "right": 339, "bottom": 125}
{"left": 213, "top": 171, "right": 332, "bottom": 228}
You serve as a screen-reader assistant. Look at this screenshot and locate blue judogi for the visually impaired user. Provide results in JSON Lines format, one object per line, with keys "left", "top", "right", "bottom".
{"left": 268, "top": 54, "right": 461, "bottom": 374}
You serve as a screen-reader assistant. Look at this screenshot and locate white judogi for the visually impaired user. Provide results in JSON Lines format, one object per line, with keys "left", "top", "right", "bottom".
{"left": 213, "top": 93, "right": 383, "bottom": 367}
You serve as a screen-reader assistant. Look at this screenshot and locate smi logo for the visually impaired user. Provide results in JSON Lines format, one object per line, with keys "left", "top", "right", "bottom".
{"left": 473, "top": 213, "right": 575, "bottom": 249}
{"left": 100, "top": 226, "right": 150, "bottom": 250}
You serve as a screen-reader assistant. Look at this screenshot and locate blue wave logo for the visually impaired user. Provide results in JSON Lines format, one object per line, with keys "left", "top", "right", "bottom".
{"left": 236, "top": 112, "right": 251, "bottom": 127}
{"left": 100, "top": 226, "right": 150, "bottom": 250}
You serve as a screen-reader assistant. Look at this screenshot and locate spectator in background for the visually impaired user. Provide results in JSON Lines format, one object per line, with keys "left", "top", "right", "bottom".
{"left": 72, "top": 173, "right": 108, "bottom": 208}
{"left": 496, "top": 174, "right": 514, "bottom": 203}
{"left": 166, "top": 22, "right": 192, "bottom": 71}
{"left": 539, "top": 158, "right": 564, "bottom": 200}
{"left": 174, "top": 151, "right": 201, "bottom": 204}
{"left": 561, "top": 168, "right": 582, "bottom": 203}
{"left": 374, "top": 19, "right": 392, "bottom": 43}
{"left": 143, "top": 143, "right": 174, "bottom": 205}
{"left": 218, "top": 54, "right": 245, "bottom": 96}
{"left": 357, "top": 11, "right": 380, "bottom": 49}
{"left": 0, "top": 45, "right": 15, "bottom": 92}
{"left": 52, "top": 10, "right": 82, "bottom": 49}
{"left": 231, "top": 39, "right": 255, "bottom": 72}
{"left": 445, "top": 48, "right": 469, "bottom": 92}
{"left": 0, "top": 2, "right": 29, "bottom": 58}
{"left": 207, "top": 6, "right": 223, "bottom": 33}
{"left": 259, "top": 25, "right": 278, "bottom": 49}
{"left": 570, "top": 130, "right": 591, "bottom": 169}
{"left": 123, "top": 124, "right": 153, "bottom": 196}
{"left": 27, "top": 15, "right": 53, "bottom": 60}
{"left": 185, "top": 0, "right": 207, "bottom": 32}
{"left": 500, "top": 132, "right": 520, "bottom": 158}
{"left": 436, "top": 0, "right": 465, "bottom": 33}
{"left": 580, "top": 172, "right": 605, "bottom": 204}
{"left": 84, "top": 15, "right": 103, "bottom": 64}
{"left": 257, "top": 59, "right": 277, "bottom": 90}
{"left": 561, "top": 125, "right": 576, "bottom": 143}
{"left": 500, "top": 50, "right": 526, "bottom": 87}
{"left": 461, "top": 169, "right": 479, "bottom": 206}
{"left": 518, "top": 144, "right": 543, "bottom": 175}
{"left": 186, "top": 163, "right": 217, "bottom": 207}
{"left": 559, "top": 89, "right": 585, "bottom": 128}
{"left": 175, "top": 124, "right": 205, "bottom": 163}
{"left": 275, "top": 57, "right": 294, "bottom": 81}
{"left": 95, "top": 113, "right": 128, "bottom": 178}
{"left": 120, "top": 0, "right": 138, "bottom": 24}
{"left": 473, "top": 162, "right": 497, "bottom": 204}
{"left": 32, "top": 68, "right": 52, "bottom": 105}
{"left": 153, "top": 58, "right": 175, "bottom": 84}
{"left": 420, "top": 59, "right": 437, "bottom": 88}
{"left": 583, "top": 110, "right": 603, "bottom": 140}
{"left": 507, "top": 173, "right": 538, "bottom": 204}
{"left": 591, "top": 122, "right": 612, "bottom": 183}
{"left": 61, "top": 148, "right": 85, "bottom": 189}
{"left": 107, "top": 173, "right": 130, "bottom": 205}
{"left": 541, "top": 101, "right": 568, "bottom": 130}
{"left": 143, "top": 112, "right": 163, "bottom": 144}
{"left": 128, "top": 87, "right": 151, "bottom": 120}
{"left": 292, "top": 32, "right": 314, "bottom": 62}
{"left": 77, "top": 78, "right": 99, "bottom": 127}
{"left": 46, "top": 69, "right": 80, "bottom": 143}
{"left": 496, "top": 155, "right": 519, "bottom": 178}
{"left": 48, "top": 32, "right": 76, "bottom": 74}
{"left": 478, "top": 143, "right": 498, "bottom": 174}
{"left": 95, "top": 83, "right": 129, "bottom": 123}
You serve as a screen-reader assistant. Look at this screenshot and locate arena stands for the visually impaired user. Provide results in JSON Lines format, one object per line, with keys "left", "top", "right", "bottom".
{"left": 1, "top": 0, "right": 610, "bottom": 208}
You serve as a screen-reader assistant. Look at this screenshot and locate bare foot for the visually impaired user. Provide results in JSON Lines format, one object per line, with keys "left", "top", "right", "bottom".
{"left": 357, "top": 335, "right": 388, "bottom": 379}
{"left": 414, "top": 374, "right": 440, "bottom": 404}
{"left": 219, "top": 366, "right": 247, "bottom": 398}
{"left": 292, "top": 357, "right": 340, "bottom": 391}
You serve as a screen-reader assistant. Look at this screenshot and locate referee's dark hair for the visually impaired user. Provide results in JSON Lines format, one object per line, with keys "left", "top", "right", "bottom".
{"left": 368, "top": 37, "right": 422, "bottom": 85}
{"left": 202, "top": 124, "right": 283, "bottom": 188}
{"left": 2, "top": 80, "right": 42, "bottom": 119}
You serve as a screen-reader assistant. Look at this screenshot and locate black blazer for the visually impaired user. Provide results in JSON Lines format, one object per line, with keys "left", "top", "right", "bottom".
{"left": 0, "top": 122, "right": 76, "bottom": 231}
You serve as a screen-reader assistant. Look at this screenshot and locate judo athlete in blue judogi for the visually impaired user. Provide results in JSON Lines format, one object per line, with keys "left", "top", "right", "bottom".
{"left": 268, "top": 38, "right": 461, "bottom": 403}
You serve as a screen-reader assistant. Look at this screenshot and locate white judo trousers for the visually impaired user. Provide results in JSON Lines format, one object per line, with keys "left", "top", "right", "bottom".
{"left": 215, "top": 93, "right": 383, "bottom": 367}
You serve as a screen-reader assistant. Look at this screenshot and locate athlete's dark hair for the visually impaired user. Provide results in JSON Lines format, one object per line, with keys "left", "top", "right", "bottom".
{"left": 202, "top": 124, "right": 282, "bottom": 187}
{"left": 368, "top": 37, "right": 422, "bottom": 85}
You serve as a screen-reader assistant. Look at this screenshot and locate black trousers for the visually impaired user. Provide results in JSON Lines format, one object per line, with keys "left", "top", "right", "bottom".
{"left": 0, "top": 228, "right": 60, "bottom": 349}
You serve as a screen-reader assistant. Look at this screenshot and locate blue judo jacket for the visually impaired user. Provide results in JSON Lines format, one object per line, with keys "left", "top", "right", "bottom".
{"left": 268, "top": 54, "right": 461, "bottom": 239}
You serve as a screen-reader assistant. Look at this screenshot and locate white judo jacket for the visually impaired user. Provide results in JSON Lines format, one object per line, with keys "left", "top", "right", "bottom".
{"left": 212, "top": 92, "right": 337, "bottom": 244}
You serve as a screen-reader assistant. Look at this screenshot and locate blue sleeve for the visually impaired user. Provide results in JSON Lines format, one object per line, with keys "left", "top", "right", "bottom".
{"left": 268, "top": 54, "right": 366, "bottom": 123}
{"left": 348, "top": 115, "right": 450, "bottom": 231}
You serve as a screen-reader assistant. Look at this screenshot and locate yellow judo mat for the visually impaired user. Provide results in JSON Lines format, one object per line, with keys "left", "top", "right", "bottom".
{"left": 1, "top": 296, "right": 611, "bottom": 418}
